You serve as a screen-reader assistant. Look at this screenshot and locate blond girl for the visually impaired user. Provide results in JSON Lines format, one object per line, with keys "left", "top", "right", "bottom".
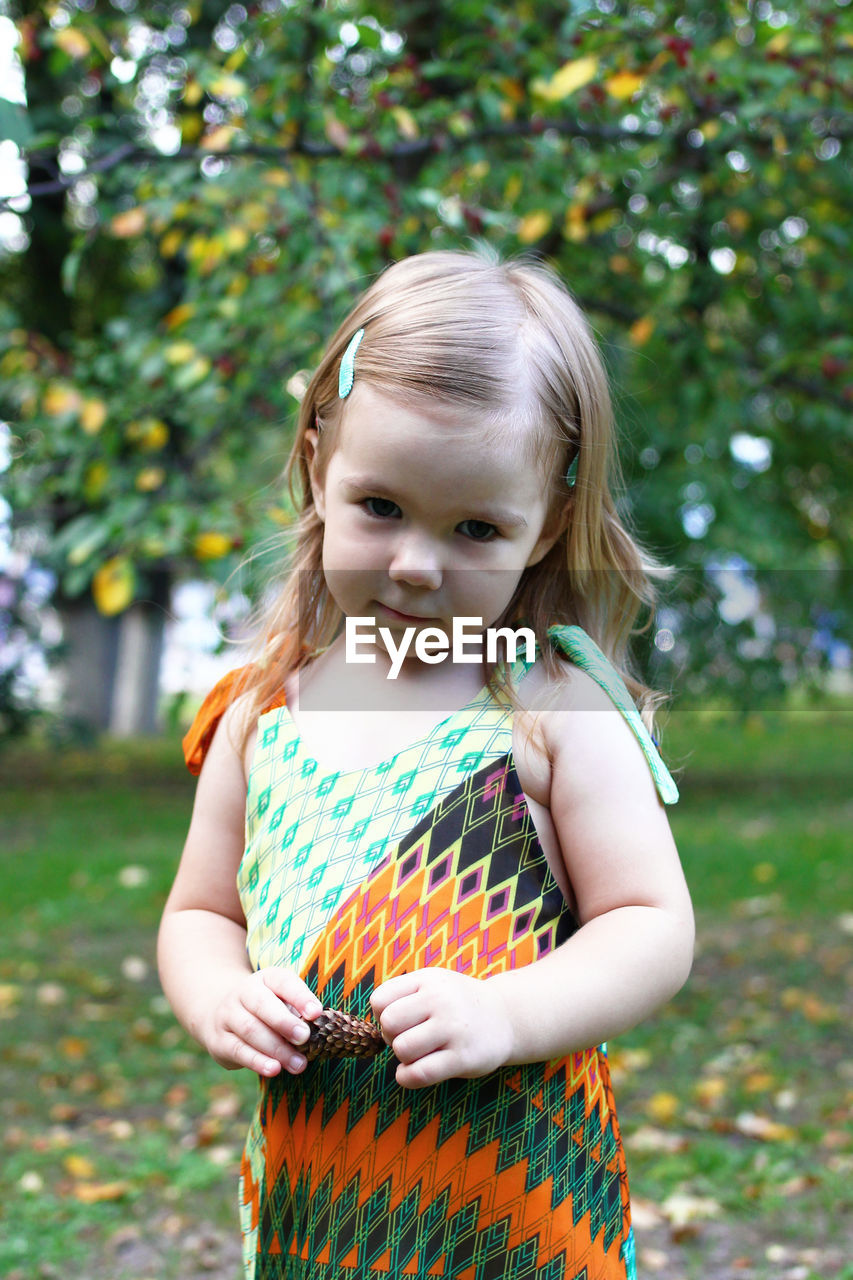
{"left": 159, "top": 250, "right": 693, "bottom": 1280}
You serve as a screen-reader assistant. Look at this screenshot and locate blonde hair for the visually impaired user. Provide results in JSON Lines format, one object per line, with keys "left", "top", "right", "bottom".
{"left": 239, "top": 250, "right": 667, "bottom": 732}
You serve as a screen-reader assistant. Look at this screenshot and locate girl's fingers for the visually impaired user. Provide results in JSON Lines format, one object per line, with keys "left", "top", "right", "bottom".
{"left": 375, "top": 992, "right": 431, "bottom": 1042}
{"left": 222, "top": 1008, "right": 308, "bottom": 1080}
{"left": 370, "top": 972, "right": 422, "bottom": 1016}
{"left": 394, "top": 1050, "right": 459, "bottom": 1090}
{"left": 387, "top": 1019, "right": 446, "bottom": 1066}
{"left": 261, "top": 967, "right": 323, "bottom": 1020}
{"left": 246, "top": 983, "right": 313, "bottom": 1047}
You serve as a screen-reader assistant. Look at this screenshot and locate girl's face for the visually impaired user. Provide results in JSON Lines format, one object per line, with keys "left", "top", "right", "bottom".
{"left": 307, "top": 385, "right": 563, "bottom": 654}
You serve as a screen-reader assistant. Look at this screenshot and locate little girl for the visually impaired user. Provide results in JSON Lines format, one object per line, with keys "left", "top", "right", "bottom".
{"left": 158, "top": 250, "right": 694, "bottom": 1280}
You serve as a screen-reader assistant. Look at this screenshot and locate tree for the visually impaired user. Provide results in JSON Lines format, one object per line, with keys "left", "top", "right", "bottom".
{"left": 1, "top": 0, "right": 850, "bottom": 734}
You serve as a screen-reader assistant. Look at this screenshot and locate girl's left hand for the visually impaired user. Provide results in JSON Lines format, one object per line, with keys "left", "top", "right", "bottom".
{"left": 371, "top": 968, "right": 514, "bottom": 1089}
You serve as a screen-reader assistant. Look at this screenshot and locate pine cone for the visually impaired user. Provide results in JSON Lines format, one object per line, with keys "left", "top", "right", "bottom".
{"left": 304, "top": 1009, "right": 385, "bottom": 1061}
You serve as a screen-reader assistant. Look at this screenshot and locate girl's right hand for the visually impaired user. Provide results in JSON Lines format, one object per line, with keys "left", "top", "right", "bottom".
{"left": 204, "top": 968, "right": 323, "bottom": 1078}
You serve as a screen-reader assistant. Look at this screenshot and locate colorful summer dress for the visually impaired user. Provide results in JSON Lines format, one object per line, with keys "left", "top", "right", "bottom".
{"left": 185, "top": 626, "right": 678, "bottom": 1280}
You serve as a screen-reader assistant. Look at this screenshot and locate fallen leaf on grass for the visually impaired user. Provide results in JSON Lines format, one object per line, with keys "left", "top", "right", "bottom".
{"left": 36, "top": 982, "right": 66, "bottom": 1005}
{"left": 118, "top": 864, "right": 150, "bottom": 888}
{"left": 59, "top": 1036, "right": 88, "bottom": 1060}
{"left": 626, "top": 1125, "right": 689, "bottom": 1154}
{"left": 63, "top": 1153, "right": 97, "bottom": 1179}
{"left": 661, "top": 1191, "right": 722, "bottom": 1241}
{"left": 628, "top": 1197, "right": 664, "bottom": 1228}
{"left": 692, "top": 1076, "right": 728, "bottom": 1107}
{"left": 645, "top": 1091, "right": 679, "bottom": 1123}
{"left": 778, "top": 1173, "right": 821, "bottom": 1196}
{"left": 735, "top": 1111, "right": 796, "bottom": 1142}
{"left": 70, "top": 1179, "right": 131, "bottom": 1203}
{"left": 0, "top": 982, "right": 21, "bottom": 1012}
{"left": 121, "top": 956, "right": 149, "bottom": 982}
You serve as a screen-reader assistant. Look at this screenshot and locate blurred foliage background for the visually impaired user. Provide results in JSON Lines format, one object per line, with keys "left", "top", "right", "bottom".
{"left": 0, "top": 0, "right": 851, "bottom": 738}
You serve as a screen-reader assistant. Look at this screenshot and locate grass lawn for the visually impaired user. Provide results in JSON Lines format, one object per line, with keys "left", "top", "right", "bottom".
{"left": 1, "top": 703, "right": 851, "bottom": 1279}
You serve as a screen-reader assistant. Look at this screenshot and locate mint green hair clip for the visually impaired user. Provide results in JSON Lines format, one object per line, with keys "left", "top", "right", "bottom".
{"left": 565, "top": 452, "right": 579, "bottom": 487}
{"left": 338, "top": 328, "right": 365, "bottom": 399}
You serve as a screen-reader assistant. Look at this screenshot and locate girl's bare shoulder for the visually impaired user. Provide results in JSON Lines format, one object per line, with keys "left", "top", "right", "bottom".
{"left": 514, "top": 656, "right": 661, "bottom": 806}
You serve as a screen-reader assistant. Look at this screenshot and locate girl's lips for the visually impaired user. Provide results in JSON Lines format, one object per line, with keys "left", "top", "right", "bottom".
{"left": 376, "top": 603, "right": 436, "bottom": 624}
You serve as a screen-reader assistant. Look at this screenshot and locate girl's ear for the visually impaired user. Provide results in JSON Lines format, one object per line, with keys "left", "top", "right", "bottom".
{"left": 303, "top": 427, "right": 325, "bottom": 521}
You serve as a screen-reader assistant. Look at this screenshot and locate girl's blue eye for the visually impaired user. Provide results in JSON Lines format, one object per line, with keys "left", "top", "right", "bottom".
{"left": 458, "top": 519, "right": 497, "bottom": 542}
{"left": 363, "top": 497, "right": 401, "bottom": 519}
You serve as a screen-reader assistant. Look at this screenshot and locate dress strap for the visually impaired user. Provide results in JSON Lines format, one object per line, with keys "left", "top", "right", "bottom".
{"left": 182, "top": 664, "right": 286, "bottom": 776}
{"left": 547, "top": 625, "right": 679, "bottom": 805}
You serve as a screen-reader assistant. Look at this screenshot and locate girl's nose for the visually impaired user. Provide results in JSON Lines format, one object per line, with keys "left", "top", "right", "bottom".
{"left": 388, "top": 533, "right": 443, "bottom": 590}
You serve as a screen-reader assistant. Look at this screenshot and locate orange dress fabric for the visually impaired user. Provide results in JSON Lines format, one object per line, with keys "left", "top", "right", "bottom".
{"left": 182, "top": 665, "right": 286, "bottom": 775}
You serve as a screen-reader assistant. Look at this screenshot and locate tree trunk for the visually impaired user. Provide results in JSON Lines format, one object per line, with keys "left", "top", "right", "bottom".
{"left": 57, "top": 570, "right": 170, "bottom": 736}
{"left": 57, "top": 596, "right": 120, "bottom": 732}
{"left": 108, "top": 600, "right": 166, "bottom": 737}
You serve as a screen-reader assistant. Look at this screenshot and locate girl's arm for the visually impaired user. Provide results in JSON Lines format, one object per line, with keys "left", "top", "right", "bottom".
{"left": 372, "top": 669, "right": 694, "bottom": 1087}
{"left": 157, "top": 704, "right": 322, "bottom": 1078}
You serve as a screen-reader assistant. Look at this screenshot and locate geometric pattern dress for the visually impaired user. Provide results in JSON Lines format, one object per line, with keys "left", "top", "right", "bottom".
{"left": 186, "top": 627, "right": 678, "bottom": 1280}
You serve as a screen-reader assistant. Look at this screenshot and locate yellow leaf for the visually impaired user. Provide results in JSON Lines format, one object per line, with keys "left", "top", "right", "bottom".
{"left": 532, "top": 56, "right": 598, "bottom": 102}
{"left": 499, "top": 77, "right": 525, "bottom": 104}
{"left": 64, "top": 1154, "right": 97, "bottom": 1180}
{"left": 93, "top": 557, "right": 135, "bottom": 617}
{"left": 224, "top": 225, "right": 250, "bottom": 253}
{"left": 138, "top": 417, "right": 169, "bottom": 450}
{"left": 54, "top": 27, "right": 90, "bottom": 59}
{"left": 563, "top": 203, "right": 588, "bottom": 243}
{"left": 183, "top": 78, "right": 203, "bottom": 106}
{"left": 517, "top": 211, "right": 552, "bottom": 244}
{"left": 209, "top": 73, "right": 246, "bottom": 99}
{"left": 201, "top": 125, "right": 235, "bottom": 152}
{"left": 225, "top": 47, "right": 248, "bottom": 72}
{"left": 391, "top": 106, "right": 419, "bottom": 140}
{"left": 744, "top": 1071, "right": 776, "bottom": 1094}
{"left": 693, "top": 1076, "right": 727, "bottom": 1106}
{"left": 80, "top": 398, "right": 107, "bottom": 435}
{"left": 160, "top": 228, "right": 184, "bottom": 258}
{"left": 43, "top": 382, "right": 82, "bottom": 417}
{"left": 767, "top": 31, "right": 791, "bottom": 53}
{"left": 135, "top": 467, "right": 165, "bottom": 492}
{"left": 165, "top": 341, "right": 196, "bottom": 365}
{"left": 629, "top": 316, "right": 655, "bottom": 346}
{"left": 72, "top": 1180, "right": 131, "bottom": 1204}
{"left": 606, "top": 71, "right": 645, "bottom": 100}
{"left": 0, "top": 983, "right": 21, "bottom": 1011}
{"left": 163, "top": 303, "right": 194, "bottom": 330}
{"left": 646, "top": 1091, "right": 679, "bottom": 1123}
{"left": 194, "top": 531, "right": 233, "bottom": 561}
{"left": 735, "top": 1112, "right": 796, "bottom": 1142}
{"left": 110, "top": 207, "right": 146, "bottom": 238}
{"left": 59, "top": 1036, "right": 88, "bottom": 1060}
